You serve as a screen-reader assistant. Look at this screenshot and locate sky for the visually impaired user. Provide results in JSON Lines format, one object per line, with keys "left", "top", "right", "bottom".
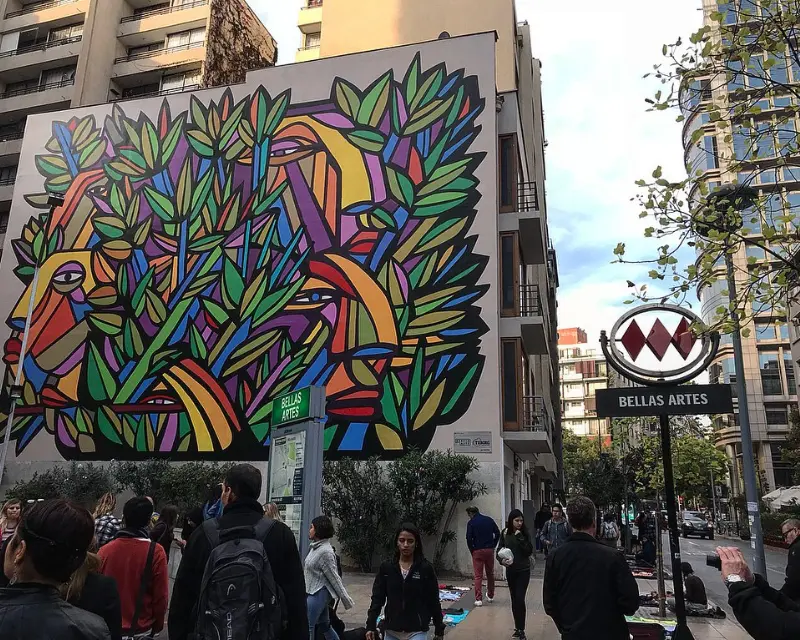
{"left": 247, "top": 0, "right": 703, "bottom": 348}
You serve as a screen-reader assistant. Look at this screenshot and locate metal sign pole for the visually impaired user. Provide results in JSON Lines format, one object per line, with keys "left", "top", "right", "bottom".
{"left": 659, "top": 414, "right": 692, "bottom": 640}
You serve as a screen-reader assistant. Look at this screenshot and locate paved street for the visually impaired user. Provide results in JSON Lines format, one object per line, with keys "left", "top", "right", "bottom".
{"left": 665, "top": 533, "right": 787, "bottom": 617}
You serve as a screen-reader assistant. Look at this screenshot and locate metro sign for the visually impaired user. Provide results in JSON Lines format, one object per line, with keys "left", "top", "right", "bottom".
{"left": 600, "top": 303, "right": 720, "bottom": 386}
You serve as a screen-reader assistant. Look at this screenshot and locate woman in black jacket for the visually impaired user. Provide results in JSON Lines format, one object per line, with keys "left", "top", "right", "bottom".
{"left": 61, "top": 551, "right": 122, "bottom": 640}
{"left": 497, "top": 509, "right": 534, "bottom": 640}
{"left": 366, "top": 523, "right": 445, "bottom": 640}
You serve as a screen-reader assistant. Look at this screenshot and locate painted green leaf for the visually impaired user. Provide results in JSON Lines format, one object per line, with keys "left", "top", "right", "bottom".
{"left": 87, "top": 313, "right": 123, "bottom": 336}
{"left": 93, "top": 216, "right": 127, "bottom": 240}
{"left": 44, "top": 173, "right": 72, "bottom": 192}
{"left": 123, "top": 320, "right": 144, "bottom": 358}
{"left": 188, "top": 233, "right": 225, "bottom": 253}
{"left": 187, "top": 129, "right": 215, "bottom": 157}
{"left": 333, "top": 79, "right": 361, "bottom": 120}
{"left": 97, "top": 407, "right": 123, "bottom": 445}
{"left": 410, "top": 67, "right": 444, "bottom": 112}
{"left": 161, "top": 114, "right": 186, "bottom": 165}
{"left": 190, "top": 95, "right": 209, "bottom": 133}
{"left": 35, "top": 154, "right": 68, "bottom": 176}
{"left": 222, "top": 258, "right": 246, "bottom": 307}
{"left": 250, "top": 87, "right": 270, "bottom": 140}
{"left": 265, "top": 90, "right": 290, "bottom": 136}
{"left": 145, "top": 290, "right": 167, "bottom": 325}
{"left": 143, "top": 186, "right": 176, "bottom": 222}
{"left": 189, "top": 325, "right": 209, "bottom": 361}
{"left": 346, "top": 129, "right": 386, "bottom": 153}
{"left": 176, "top": 157, "right": 193, "bottom": 218}
{"left": 133, "top": 218, "right": 152, "bottom": 247}
{"left": 403, "top": 54, "right": 421, "bottom": 106}
{"left": 87, "top": 344, "right": 117, "bottom": 402}
{"left": 202, "top": 298, "right": 229, "bottom": 325}
{"left": 443, "top": 362, "right": 480, "bottom": 414}
{"left": 387, "top": 168, "right": 414, "bottom": 207}
{"left": 357, "top": 71, "right": 392, "bottom": 127}
{"left": 190, "top": 168, "right": 214, "bottom": 218}
{"left": 78, "top": 138, "right": 105, "bottom": 167}
{"left": 183, "top": 273, "right": 218, "bottom": 298}
{"left": 141, "top": 120, "right": 159, "bottom": 167}
{"left": 220, "top": 98, "right": 247, "bottom": 148}
{"left": 404, "top": 95, "right": 455, "bottom": 135}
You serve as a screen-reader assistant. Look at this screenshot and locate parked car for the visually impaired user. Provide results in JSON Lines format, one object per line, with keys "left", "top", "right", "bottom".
{"left": 681, "top": 515, "right": 714, "bottom": 540}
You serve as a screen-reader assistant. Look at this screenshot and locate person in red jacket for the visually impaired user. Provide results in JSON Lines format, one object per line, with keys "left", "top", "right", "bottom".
{"left": 99, "top": 497, "right": 168, "bottom": 638}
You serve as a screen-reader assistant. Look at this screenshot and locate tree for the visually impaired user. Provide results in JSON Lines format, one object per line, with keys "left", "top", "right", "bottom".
{"left": 387, "top": 450, "right": 487, "bottom": 567}
{"left": 614, "top": 0, "right": 800, "bottom": 332}
{"left": 562, "top": 429, "right": 626, "bottom": 507}
{"left": 7, "top": 462, "right": 114, "bottom": 508}
{"left": 782, "top": 407, "right": 800, "bottom": 482}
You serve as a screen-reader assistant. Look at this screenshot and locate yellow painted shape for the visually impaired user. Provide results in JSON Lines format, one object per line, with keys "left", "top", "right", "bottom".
{"left": 376, "top": 424, "right": 404, "bottom": 450}
{"left": 59, "top": 364, "right": 81, "bottom": 401}
{"left": 280, "top": 116, "right": 371, "bottom": 207}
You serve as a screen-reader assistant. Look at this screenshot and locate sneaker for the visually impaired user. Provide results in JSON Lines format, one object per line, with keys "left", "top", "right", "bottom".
{"left": 487, "top": 596, "right": 494, "bottom": 603}
{"left": 475, "top": 600, "right": 483, "bottom": 607}
{"left": 511, "top": 631, "right": 522, "bottom": 639}
{"left": 518, "top": 633, "right": 527, "bottom": 640}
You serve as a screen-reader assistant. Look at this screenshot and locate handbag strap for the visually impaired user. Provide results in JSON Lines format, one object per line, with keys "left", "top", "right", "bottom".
{"left": 128, "top": 541, "right": 157, "bottom": 635}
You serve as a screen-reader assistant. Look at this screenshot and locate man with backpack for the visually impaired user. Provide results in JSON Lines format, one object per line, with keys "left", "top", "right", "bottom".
{"left": 169, "top": 464, "right": 308, "bottom": 640}
{"left": 600, "top": 513, "right": 620, "bottom": 549}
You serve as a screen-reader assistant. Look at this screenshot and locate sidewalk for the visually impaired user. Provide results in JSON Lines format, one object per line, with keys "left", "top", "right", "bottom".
{"left": 336, "top": 559, "right": 752, "bottom": 640}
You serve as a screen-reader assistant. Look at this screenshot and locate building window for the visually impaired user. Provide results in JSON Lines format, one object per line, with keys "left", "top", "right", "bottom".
{"left": 746, "top": 245, "right": 765, "bottom": 261}
{"left": 766, "top": 406, "right": 788, "bottom": 425}
{"left": 756, "top": 322, "right": 776, "bottom": 341}
{"left": 760, "top": 350, "right": 783, "bottom": 395}
{"left": 785, "top": 355, "right": 796, "bottom": 394}
{"left": 166, "top": 27, "right": 205, "bottom": 50}
{"left": 502, "top": 339, "right": 520, "bottom": 428}
{"left": 500, "top": 232, "right": 519, "bottom": 317}
{"left": 304, "top": 32, "right": 321, "bottom": 49}
{"left": 161, "top": 70, "right": 202, "bottom": 92}
{"left": 499, "top": 134, "right": 518, "bottom": 212}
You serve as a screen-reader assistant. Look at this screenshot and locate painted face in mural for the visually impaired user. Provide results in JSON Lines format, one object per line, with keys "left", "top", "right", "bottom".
{"left": 2, "top": 54, "right": 489, "bottom": 460}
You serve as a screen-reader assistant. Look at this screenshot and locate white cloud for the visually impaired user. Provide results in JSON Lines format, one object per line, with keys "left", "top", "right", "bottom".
{"left": 250, "top": 0, "right": 702, "bottom": 340}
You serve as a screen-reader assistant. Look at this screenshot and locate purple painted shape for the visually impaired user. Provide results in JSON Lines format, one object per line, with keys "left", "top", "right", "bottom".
{"left": 379, "top": 112, "right": 391, "bottom": 136}
{"left": 392, "top": 137, "right": 410, "bottom": 167}
{"left": 285, "top": 164, "right": 332, "bottom": 252}
{"left": 70, "top": 288, "right": 86, "bottom": 304}
{"left": 160, "top": 413, "right": 177, "bottom": 452}
{"left": 393, "top": 263, "right": 409, "bottom": 301}
{"left": 431, "top": 121, "right": 443, "bottom": 143}
{"left": 287, "top": 102, "right": 335, "bottom": 117}
{"left": 312, "top": 113, "right": 355, "bottom": 129}
{"left": 321, "top": 302, "right": 338, "bottom": 326}
{"left": 395, "top": 88, "right": 408, "bottom": 127}
{"left": 339, "top": 214, "right": 358, "bottom": 245}
{"left": 398, "top": 218, "right": 420, "bottom": 244}
{"left": 103, "top": 338, "right": 119, "bottom": 372}
{"left": 365, "top": 154, "right": 386, "bottom": 201}
{"left": 57, "top": 416, "right": 75, "bottom": 447}
{"left": 53, "top": 344, "right": 86, "bottom": 376}
{"left": 246, "top": 355, "right": 290, "bottom": 418}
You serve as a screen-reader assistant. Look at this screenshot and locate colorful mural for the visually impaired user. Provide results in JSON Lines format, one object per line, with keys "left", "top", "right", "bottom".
{"left": 0, "top": 54, "right": 489, "bottom": 460}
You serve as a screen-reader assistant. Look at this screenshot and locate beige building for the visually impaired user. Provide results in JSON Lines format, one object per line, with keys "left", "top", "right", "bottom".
{"left": 686, "top": 0, "right": 797, "bottom": 495}
{"left": 557, "top": 329, "right": 611, "bottom": 445}
{"left": 293, "top": 0, "right": 562, "bottom": 509}
{"left": 0, "top": 0, "right": 277, "bottom": 241}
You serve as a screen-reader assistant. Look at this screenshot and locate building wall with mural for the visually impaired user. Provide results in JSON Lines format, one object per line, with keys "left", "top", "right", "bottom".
{"left": 0, "top": 35, "right": 500, "bottom": 477}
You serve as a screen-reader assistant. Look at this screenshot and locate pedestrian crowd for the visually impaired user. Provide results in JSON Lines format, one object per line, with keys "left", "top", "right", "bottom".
{"left": 0, "top": 476, "right": 797, "bottom": 640}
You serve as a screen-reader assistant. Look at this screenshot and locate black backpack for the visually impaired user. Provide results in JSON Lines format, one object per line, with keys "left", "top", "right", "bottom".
{"left": 194, "top": 518, "right": 285, "bottom": 640}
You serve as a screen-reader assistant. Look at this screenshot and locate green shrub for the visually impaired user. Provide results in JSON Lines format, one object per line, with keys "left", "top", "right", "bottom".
{"left": 6, "top": 462, "right": 114, "bottom": 508}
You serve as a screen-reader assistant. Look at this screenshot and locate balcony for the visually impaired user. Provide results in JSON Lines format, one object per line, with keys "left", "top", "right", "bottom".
{"left": 298, "top": 0, "right": 322, "bottom": 34}
{"left": 4, "top": 0, "right": 88, "bottom": 33}
{"left": 0, "top": 78, "right": 73, "bottom": 111}
{"left": 112, "top": 41, "right": 205, "bottom": 78}
{"left": 0, "top": 131, "right": 23, "bottom": 160}
{"left": 0, "top": 36, "right": 82, "bottom": 75}
{"left": 119, "top": 1, "right": 210, "bottom": 47}
{"left": 296, "top": 45, "right": 320, "bottom": 63}
{"left": 499, "top": 181, "right": 545, "bottom": 264}
{"left": 111, "top": 83, "right": 200, "bottom": 102}
{"left": 502, "top": 395, "right": 554, "bottom": 457}
{"left": 534, "top": 452, "right": 557, "bottom": 480}
{"left": 501, "top": 284, "right": 548, "bottom": 355}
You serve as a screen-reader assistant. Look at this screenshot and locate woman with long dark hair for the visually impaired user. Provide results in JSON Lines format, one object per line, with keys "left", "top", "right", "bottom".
{"left": 366, "top": 523, "right": 445, "bottom": 640}
{"left": 0, "top": 499, "right": 110, "bottom": 639}
{"left": 61, "top": 550, "right": 122, "bottom": 640}
{"left": 149, "top": 504, "right": 183, "bottom": 561}
{"left": 497, "top": 509, "right": 534, "bottom": 640}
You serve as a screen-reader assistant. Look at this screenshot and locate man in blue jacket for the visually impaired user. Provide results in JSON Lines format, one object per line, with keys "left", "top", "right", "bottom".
{"left": 466, "top": 506, "right": 501, "bottom": 606}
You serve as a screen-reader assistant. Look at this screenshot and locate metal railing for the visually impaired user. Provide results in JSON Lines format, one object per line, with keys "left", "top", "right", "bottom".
{"left": 121, "top": 0, "right": 208, "bottom": 22}
{"left": 0, "top": 77, "right": 74, "bottom": 99}
{"left": 0, "top": 35, "right": 81, "bottom": 59}
{"left": 0, "top": 174, "right": 17, "bottom": 187}
{"left": 517, "top": 181, "right": 539, "bottom": 212}
{"left": 114, "top": 40, "right": 204, "bottom": 64}
{"left": 0, "top": 130, "right": 24, "bottom": 142}
{"left": 522, "top": 395, "right": 551, "bottom": 435}
{"left": 519, "top": 283, "right": 541, "bottom": 316}
{"left": 5, "top": 0, "right": 77, "bottom": 18}
{"left": 113, "top": 83, "right": 200, "bottom": 101}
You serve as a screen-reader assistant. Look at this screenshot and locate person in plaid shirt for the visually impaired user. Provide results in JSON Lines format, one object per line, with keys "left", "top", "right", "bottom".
{"left": 93, "top": 492, "right": 120, "bottom": 548}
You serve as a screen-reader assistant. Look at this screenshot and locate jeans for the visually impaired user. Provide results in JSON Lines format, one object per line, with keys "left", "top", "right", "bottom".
{"left": 385, "top": 632, "right": 428, "bottom": 640}
{"left": 507, "top": 569, "right": 530, "bottom": 631}
{"left": 307, "top": 589, "right": 339, "bottom": 640}
{"left": 471, "top": 548, "right": 495, "bottom": 601}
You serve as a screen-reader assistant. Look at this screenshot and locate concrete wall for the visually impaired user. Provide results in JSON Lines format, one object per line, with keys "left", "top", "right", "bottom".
{"left": 72, "top": 0, "right": 125, "bottom": 106}
{"left": 203, "top": 0, "right": 277, "bottom": 88}
{"left": 319, "top": 0, "right": 518, "bottom": 93}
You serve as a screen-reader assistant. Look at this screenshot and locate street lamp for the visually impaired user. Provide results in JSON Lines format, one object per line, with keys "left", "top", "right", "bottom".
{"left": 0, "top": 194, "right": 65, "bottom": 485}
{"left": 693, "top": 182, "right": 767, "bottom": 579}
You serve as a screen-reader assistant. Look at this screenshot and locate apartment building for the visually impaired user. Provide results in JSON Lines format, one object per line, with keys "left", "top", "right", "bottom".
{"left": 0, "top": 0, "right": 277, "bottom": 241}
{"left": 293, "top": 0, "right": 561, "bottom": 514}
{"left": 557, "top": 328, "right": 611, "bottom": 445}
{"left": 684, "top": 0, "right": 797, "bottom": 493}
